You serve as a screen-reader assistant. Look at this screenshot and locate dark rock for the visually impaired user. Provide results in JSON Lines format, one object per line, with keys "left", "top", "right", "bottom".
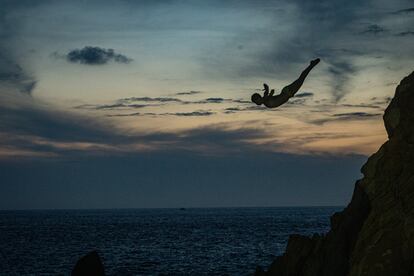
{"left": 72, "top": 251, "right": 105, "bottom": 276}
{"left": 258, "top": 71, "right": 414, "bottom": 276}
{"left": 255, "top": 266, "right": 266, "bottom": 276}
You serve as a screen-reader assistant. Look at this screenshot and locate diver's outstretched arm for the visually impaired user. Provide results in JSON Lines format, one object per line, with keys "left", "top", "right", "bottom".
{"left": 281, "top": 58, "right": 320, "bottom": 97}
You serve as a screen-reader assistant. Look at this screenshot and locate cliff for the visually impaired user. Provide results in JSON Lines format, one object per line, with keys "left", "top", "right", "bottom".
{"left": 257, "top": 71, "right": 414, "bottom": 276}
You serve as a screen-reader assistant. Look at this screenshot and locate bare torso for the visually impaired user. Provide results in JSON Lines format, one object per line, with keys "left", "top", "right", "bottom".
{"left": 263, "top": 89, "right": 292, "bottom": 108}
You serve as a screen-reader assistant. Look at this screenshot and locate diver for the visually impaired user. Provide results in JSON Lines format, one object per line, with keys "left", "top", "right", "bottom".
{"left": 251, "top": 58, "right": 320, "bottom": 108}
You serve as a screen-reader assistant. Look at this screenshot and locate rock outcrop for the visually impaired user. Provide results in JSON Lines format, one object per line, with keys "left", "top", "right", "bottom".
{"left": 257, "top": 71, "right": 414, "bottom": 276}
{"left": 72, "top": 251, "right": 105, "bottom": 276}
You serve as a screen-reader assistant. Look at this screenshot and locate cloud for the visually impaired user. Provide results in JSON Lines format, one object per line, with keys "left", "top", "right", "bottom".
{"left": 295, "top": 92, "right": 314, "bottom": 98}
{"left": 335, "top": 97, "right": 392, "bottom": 109}
{"left": 396, "top": 31, "right": 414, "bottom": 36}
{"left": 106, "top": 112, "right": 142, "bottom": 117}
{"left": 81, "top": 97, "right": 244, "bottom": 112}
{"left": 341, "top": 103, "right": 381, "bottom": 109}
{"left": 169, "top": 111, "right": 214, "bottom": 116}
{"left": 360, "top": 24, "right": 387, "bottom": 35}
{"left": 316, "top": 48, "right": 364, "bottom": 57}
{"left": 224, "top": 107, "right": 243, "bottom": 113}
{"left": 326, "top": 61, "right": 357, "bottom": 102}
{"left": 0, "top": 104, "right": 112, "bottom": 156}
{"left": 107, "top": 110, "right": 215, "bottom": 117}
{"left": 332, "top": 112, "right": 382, "bottom": 118}
{"left": 313, "top": 49, "right": 363, "bottom": 101}
{"left": 372, "top": 96, "right": 392, "bottom": 104}
{"left": 175, "top": 91, "right": 203, "bottom": 95}
{"left": 0, "top": 55, "right": 37, "bottom": 94}
{"left": 119, "top": 97, "right": 182, "bottom": 103}
{"left": 0, "top": 2, "right": 37, "bottom": 95}
{"left": 162, "top": 124, "right": 272, "bottom": 153}
{"left": 0, "top": 99, "right": 270, "bottom": 158}
{"left": 202, "top": 0, "right": 369, "bottom": 85}
{"left": 310, "top": 111, "right": 381, "bottom": 125}
{"left": 193, "top": 98, "right": 226, "bottom": 104}
{"left": 65, "top": 46, "right": 132, "bottom": 65}
{"left": 75, "top": 103, "right": 150, "bottom": 110}
{"left": 232, "top": 99, "right": 251, "bottom": 104}
{"left": 0, "top": 85, "right": 270, "bottom": 158}
{"left": 391, "top": 8, "right": 414, "bottom": 15}
{"left": 224, "top": 105, "right": 269, "bottom": 114}
{"left": 193, "top": 0, "right": 412, "bottom": 103}
{"left": 0, "top": 97, "right": 124, "bottom": 152}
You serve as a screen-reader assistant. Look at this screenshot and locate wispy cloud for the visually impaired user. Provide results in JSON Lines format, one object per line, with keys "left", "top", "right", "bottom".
{"left": 119, "top": 97, "right": 182, "bottom": 103}
{"left": 224, "top": 106, "right": 268, "bottom": 114}
{"left": 396, "top": 31, "right": 414, "bottom": 36}
{"left": 326, "top": 61, "right": 357, "bottom": 102}
{"left": 0, "top": 2, "right": 37, "bottom": 94}
{"left": 168, "top": 111, "right": 215, "bottom": 116}
{"left": 391, "top": 7, "right": 414, "bottom": 15}
{"left": 0, "top": 98, "right": 272, "bottom": 158}
{"left": 359, "top": 24, "right": 387, "bottom": 35}
{"left": 310, "top": 111, "right": 382, "bottom": 125}
{"left": 333, "top": 112, "right": 381, "bottom": 118}
{"left": 79, "top": 97, "right": 249, "bottom": 112}
{"left": 0, "top": 56, "right": 36, "bottom": 94}
{"left": 106, "top": 112, "right": 142, "bottom": 117}
{"left": 107, "top": 110, "right": 215, "bottom": 117}
{"left": 295, "top": 92, "right": 314, "bottom": 98}
{"left": 371, "top": 96, "right": 392, "bottom": 105}
{"left": 175, "top": 91, "right": 203, "bottom": 96}
{"left": 340, "top": 104, "right": 381, "bottom": 109}
{"left": 75, "top": 103, "right": 151, "bottom": 110}
{"left": 0, "top": 96, "right": 121, "bottom": 149}
{"left": 193, "top": 98, "right": 227, "bottom": 104}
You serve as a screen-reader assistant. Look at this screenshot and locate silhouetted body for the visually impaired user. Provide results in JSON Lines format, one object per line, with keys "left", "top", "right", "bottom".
{"left": 251, "top": 58, "right": 320, "bottom": 108}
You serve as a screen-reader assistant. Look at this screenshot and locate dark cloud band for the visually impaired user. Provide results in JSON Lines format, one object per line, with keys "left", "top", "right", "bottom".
{"left": 175, "top": 91, "right": 203, "bottom": 95}
{"left": 65, "top": 46, "right": 132, "bottom": 65}
{"left": 295, "top": 92, "right": 314, "bottom": 98}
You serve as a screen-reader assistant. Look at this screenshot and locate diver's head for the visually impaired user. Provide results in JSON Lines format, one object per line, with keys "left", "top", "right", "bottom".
{"left": 251, "top": 93, "right": 263, "bottom": 105}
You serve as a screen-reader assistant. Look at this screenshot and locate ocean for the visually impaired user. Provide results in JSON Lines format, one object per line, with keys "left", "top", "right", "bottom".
{"left": 0, "top": 207, "right": 340, "bottom": 275}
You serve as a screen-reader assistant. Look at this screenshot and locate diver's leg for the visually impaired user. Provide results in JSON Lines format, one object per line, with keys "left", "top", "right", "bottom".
{"left": 281, "top": 58, "right": 320, "bottom": 97}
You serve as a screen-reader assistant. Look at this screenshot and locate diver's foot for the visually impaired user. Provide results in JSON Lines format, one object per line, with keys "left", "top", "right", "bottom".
{"left": 310, "top": 58, "right": 320, "bottom": 66}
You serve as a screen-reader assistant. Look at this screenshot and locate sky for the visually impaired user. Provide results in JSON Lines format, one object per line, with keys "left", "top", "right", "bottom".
{"left": 0, "top": 0, "right": 413, "bottom": 209}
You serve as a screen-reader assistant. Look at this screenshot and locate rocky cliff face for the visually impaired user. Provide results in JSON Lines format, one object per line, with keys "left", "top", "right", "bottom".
{"left": 257, "top": 71, "right": 414, "bottom": 276}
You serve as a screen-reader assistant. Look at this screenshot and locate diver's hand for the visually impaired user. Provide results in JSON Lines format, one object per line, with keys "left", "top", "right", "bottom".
{"left": 262, "top": 83, "right": 269, "bottom": 93}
